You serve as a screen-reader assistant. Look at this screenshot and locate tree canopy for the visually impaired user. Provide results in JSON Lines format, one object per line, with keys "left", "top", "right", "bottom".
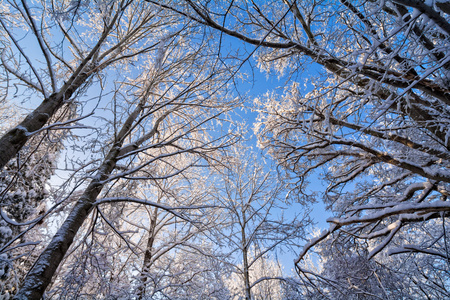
{"left": 0, "top": 0, "right": 449, "bottom": 299}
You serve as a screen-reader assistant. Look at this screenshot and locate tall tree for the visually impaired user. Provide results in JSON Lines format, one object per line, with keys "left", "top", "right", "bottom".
{"left": 46, "top": 165, "right": 230, "bottom": 299}
{"left": 10, "top": 7, "right": 240, "bottom": 297}
{"left": 132, "top": 167, "right": 227, "bottom": 299}
{"left": 0, "top": 98, "right": 75, "bottom": 294}
{"left": 159, "top": 0, "right": 450, "bottom": 294}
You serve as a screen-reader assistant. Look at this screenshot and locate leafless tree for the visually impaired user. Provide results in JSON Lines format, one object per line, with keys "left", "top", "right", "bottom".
{"left": 153, "top": 0, "right": 450, "bottom": 296}
{"left": 8, "top": 9, "right": 240, "bottom": 297}
{"left": 213, "top": 144, "right": 309, "bottom": 300}
{"left": 0, "top": 0, "right": 181, "bottom": 169}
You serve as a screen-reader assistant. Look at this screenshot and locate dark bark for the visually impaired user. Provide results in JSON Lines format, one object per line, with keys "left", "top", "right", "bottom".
{"left": 14, "top": 96, "right": 149, "bottom": 299}
{"left": 391, "top": 0, "right": 450, "bottom": 35}
{"left": 241, "top": 216, "right": 251, "bottom": 300}
{"left": 13, "top": 199, "right": 94, "bottom": 299}
{"left": 13, "top": 145, "right": 119, "bottom": 299}
{"left": 0, "top": 71, "right": 90, "bottom": 172}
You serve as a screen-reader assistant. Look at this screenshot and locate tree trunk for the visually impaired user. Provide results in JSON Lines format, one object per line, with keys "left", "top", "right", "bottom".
{"left": 137, "top": 208, "right": 159, "bottom": 300}
{"left": 241, "top": 218, "right": 251, "bottom": 300}
{"left": 13, "top": 145, "right": 119, "bottom": 299}
{"left": 0, "top": 71, "right": 90, "bottom": 172}
{"left": 14, "top": 95, "right": 147, "bottom": 298}
{"left": 243, "top": 245, "right": 251, "bottom": 300}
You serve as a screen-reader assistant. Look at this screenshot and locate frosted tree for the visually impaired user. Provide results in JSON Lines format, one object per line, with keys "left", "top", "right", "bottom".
{"left": 213, "top": 145, "right": 310, "bottom": 300}
{"left": 0, "top": 105, "right": 24, "bottom": 249}
{"left": 0, "top": 99, "right": 75, "bottom": 295}
{"left": 0, "top": 0, "right": 182, "bottom": 169}
{"left": 46, "top": 165, "right": 230, "bottom": 299}
{"left": 0, "top": 1, "right": 184, "bottom": 294}
{"left": 300, "top": 233, "right": 420, "bottom": 299}
{"left": 131, "top": 166, "right": 229, "bottom": 299}
{"left": 138, "top": 242, "right": 231, "bottom": 299}
{"left": 8, "top": 5, "right": 241, "bottom": 297}
{"left": 154, "top": 0, "right": 450, "bottom": 296}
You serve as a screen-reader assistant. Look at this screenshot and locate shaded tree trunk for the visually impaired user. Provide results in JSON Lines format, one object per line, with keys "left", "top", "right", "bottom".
{"left": 13, "top": 144, "right": 120, "bottom": 299}
{"left": 13, "top": 98, "right": 144, "bottom": 299}
{"left": 241, "top": 218, "right": 251, "bottom": 300}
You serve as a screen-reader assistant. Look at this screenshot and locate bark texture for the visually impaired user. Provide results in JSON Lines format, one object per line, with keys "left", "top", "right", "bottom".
{"left": 14, "top": 98, "right": 147, "bottom": 299}
{"left": 13, "top": 147, "right": 119, "bottom": 299}
{"left": 0, "top": 71, "right": 90, "bottom": 171}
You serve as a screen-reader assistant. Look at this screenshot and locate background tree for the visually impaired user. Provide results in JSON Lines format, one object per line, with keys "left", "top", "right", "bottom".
{"left": 46, "top": 164, "right": 230, "bottom": 299}
{"left": 132, "top": 166, "right": 228, "bottom": 299}
{"left": 299, "top": 234, "right": 418, "bottom": 299}
{"left": 213, "top": 145, "right": 310, "bottom": 300}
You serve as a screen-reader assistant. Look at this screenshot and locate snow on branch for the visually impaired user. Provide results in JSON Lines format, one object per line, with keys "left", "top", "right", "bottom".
{"left": 20, "top": 0, "right": 56, "bottom": 91}
{"left": 0, "top": 18, "right": 48, "bottom": 97}
{"left": 0, "top": 48, "right": 43, "bottom": 94}
{"left": 24, "top": 112, "right": 95, "bottom": 137}
{"left": 388, "top": 244, "right": 450, "bottom": 259}
{"left": 392, "top": 0, "right": 450, "bottom": 35}
{"left": 327, "top": 201, "right": 450, "bottom": 226}
{"left": 94, "top": 197, "right": 219, "bottom": 223}
{"left": 295, "top": 224, "right": 340, "bottom": 265}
